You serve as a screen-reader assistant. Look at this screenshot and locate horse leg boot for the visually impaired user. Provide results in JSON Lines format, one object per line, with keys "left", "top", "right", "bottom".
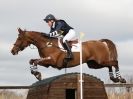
{"left": 63, "top": 40, "right": 73, "bottom": 60}
{"left": 115, "top": 66, "right": 126, "bottom": 83}
{"left": 108, "top": 67, "right": 119, "bottom": 83}
{"left": 30, "top": 66, "right": 42, "bottom": 81}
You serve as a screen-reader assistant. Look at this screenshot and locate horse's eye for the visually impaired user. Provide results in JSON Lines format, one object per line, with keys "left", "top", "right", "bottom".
{"left": 18, "top": 37, "right": 21, "bottom": 40}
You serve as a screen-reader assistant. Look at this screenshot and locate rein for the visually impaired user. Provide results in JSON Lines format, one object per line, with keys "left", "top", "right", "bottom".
{"left": 27, "top": 32, "right": 62, "bottom": 51}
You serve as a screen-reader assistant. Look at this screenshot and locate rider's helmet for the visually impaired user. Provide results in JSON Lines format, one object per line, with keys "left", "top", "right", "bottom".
{"left": 44, "top": 14, "right": 56, "bottom": 22}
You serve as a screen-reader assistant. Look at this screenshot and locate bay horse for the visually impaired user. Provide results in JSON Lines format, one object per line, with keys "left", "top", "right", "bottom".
{"left": 11, "top": 28, "right": 126, "bottom": 83}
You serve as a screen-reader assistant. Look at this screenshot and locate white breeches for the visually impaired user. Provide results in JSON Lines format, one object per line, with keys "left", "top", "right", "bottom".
{"left": 63, "top": 29, "right": 76, "bottom": 43}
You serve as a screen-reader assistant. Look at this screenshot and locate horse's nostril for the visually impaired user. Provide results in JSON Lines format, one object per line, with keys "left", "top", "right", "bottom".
{"left": 11, "top": 50, "right": 15, "bottom": 55}
{"left": 11, "top": 50, "right": 14, "bottom": 54}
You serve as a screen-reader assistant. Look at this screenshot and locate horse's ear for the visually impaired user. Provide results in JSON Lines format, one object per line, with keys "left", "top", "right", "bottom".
{"left": 18, "top": 28, "right": 23, "bottom": 34}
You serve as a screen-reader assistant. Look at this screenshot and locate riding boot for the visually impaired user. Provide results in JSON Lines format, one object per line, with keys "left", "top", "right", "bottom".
{"left": 63, "top": 40, "right": 73, "bottom": 60}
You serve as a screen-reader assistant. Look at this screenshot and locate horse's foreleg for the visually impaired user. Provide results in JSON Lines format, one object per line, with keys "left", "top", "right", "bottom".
{"left": 30, "top": 65, "right": 42, "bottom": 81}
{"left": 29, "top": 56, "right": 52, "bottom": 67}
{"left": 29, "top": 57, "right": 52, "bottom": 81}
{"left": 114, "top": 66, "right": 126, "bottom": 83}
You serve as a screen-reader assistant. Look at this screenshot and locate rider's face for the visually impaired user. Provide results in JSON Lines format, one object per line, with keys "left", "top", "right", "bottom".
{"left": 47, "top": 20, "right": 54, "bottom": 27}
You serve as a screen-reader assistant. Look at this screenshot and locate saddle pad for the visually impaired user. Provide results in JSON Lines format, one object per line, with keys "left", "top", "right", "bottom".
{"left": 58, "top": 39, "right": 80, "bottom": 52}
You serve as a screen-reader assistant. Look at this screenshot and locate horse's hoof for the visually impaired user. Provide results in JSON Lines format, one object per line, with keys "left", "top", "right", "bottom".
{"left": 110, "top": 77, "right": 119, "bottom": 83}
{"left": 35, "top": 72, "right": 42, "bottom": 81}
{"left": 31, "top": 70, "right": 35, "bottom": 74}
{"left": 119, "top": 78, "right": 126, "bottom": 83}
{"left": 36, "top": 75, "right": 42, "bottom": 81}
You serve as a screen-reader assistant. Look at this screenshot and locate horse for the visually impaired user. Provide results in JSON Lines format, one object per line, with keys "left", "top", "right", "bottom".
{"left": 11, "top": 28, "right": 126, "bottom": 83}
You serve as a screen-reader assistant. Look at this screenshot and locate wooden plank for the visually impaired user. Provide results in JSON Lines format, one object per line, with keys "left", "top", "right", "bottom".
{"left": 0, "top": 84, "right": 133, "bottom": 89}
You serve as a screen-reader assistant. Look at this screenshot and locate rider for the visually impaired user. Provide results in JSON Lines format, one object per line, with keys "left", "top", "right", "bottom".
{"left": 43, "top": 14, "right": 76, "bottom": 60}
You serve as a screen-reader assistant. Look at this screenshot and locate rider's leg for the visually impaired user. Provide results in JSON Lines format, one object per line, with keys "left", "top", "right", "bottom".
{"left": 63, "top": 29, "right": 76, "bottom": 59}
{"left": 63, "top": 40, "right": 73, "bottom": 59}
{"left": 63, "top": 29, "right": 76, "bottom": 42}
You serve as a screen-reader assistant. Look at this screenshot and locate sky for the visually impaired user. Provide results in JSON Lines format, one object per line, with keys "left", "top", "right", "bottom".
{"left": 0, "top": 0, "right": 133, "bottom": 85}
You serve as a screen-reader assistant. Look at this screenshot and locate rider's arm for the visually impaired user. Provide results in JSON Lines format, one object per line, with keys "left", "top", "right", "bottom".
{"left": 49, "top": 31, "right": 59, "bottom": 37}
{"left": 49, "top": 21, "right": 64, "bottom": 37}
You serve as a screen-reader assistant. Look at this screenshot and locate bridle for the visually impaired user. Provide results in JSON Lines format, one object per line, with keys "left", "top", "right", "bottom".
{"left": 13, "top": 34, "right": 31, "bottom": 51}
{"left": 13, "top": 43, "right": 23, "bottom": 51}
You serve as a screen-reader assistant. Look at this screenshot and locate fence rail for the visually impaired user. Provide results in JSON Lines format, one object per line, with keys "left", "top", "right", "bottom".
{"left": 0, "top": 84, "right": 133, "bottom": 89}
{"left": 105, "top": 84, "right": 133, "bottom": 87}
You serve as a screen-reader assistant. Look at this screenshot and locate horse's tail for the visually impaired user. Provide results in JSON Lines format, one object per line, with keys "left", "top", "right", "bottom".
{"left": 100, "top": 39, "right": 118, "bottom": 61}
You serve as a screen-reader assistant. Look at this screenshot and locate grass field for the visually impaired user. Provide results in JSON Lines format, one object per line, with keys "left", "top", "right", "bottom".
{"left": 106, "top": 86, "right": 133, "bottom": 99}
{"left": 107, "top": 92, "right": 133, "bottom": 99}
{"left": 0, "top": 90, "right": 27, "bottom": 99}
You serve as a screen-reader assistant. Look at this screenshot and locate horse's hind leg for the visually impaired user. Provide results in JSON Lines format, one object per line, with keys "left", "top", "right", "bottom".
{"left": 114, "top": 65, "right": 126, "bottom": 83}
{"left": 108, "top": 66, "right": 119, "bottom": 83}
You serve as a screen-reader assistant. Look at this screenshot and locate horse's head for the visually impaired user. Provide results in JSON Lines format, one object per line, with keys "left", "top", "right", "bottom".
{"left": 11, "top": 28, "right": 31, "bottom": 55}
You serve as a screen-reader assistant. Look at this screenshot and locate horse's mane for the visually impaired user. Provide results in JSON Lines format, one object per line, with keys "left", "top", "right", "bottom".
{"left": 40, "top": 32, "right": 58, "bottom": 39}
{"left": 26, "top": 30, "right": 57, "bottom": 40}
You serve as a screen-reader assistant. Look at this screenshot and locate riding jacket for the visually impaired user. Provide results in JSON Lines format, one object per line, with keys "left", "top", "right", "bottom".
{"left": 49, "top": 20, "right": 73, "bottom": 37}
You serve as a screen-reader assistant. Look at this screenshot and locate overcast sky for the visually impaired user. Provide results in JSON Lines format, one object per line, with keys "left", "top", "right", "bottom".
{"left": 0, "top": 0, "right": 133, "bottom": 85}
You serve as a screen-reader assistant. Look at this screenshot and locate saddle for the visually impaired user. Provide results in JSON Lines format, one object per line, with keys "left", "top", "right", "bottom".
{"left": 60, "top": 39, "right": 79, "bottom": 48}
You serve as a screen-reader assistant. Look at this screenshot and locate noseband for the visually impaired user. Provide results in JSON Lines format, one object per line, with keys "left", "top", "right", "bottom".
{"left": 13, "top": 43, "right": 25, "bottom": 51}
{"left": 13, "top": 34, "right": 30, "bottom": 51}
